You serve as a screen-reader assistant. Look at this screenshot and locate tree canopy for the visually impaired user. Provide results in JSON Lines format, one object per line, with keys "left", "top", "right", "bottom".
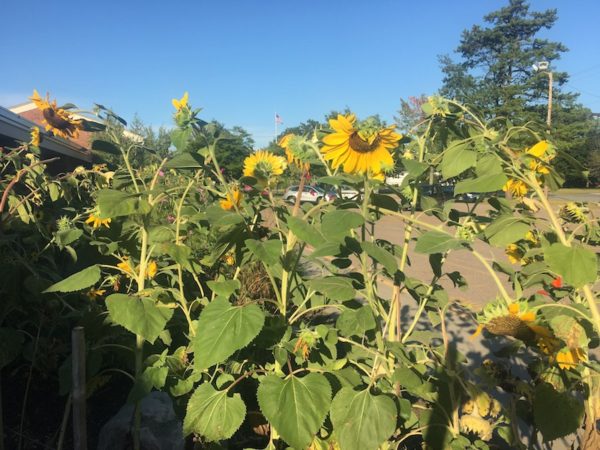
{"left": 439, "top": 0, "right": 597, "bottom": 186}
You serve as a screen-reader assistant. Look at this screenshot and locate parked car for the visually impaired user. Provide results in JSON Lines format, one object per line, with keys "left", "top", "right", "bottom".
{"left": 283, "top": 185, "right": 335, "bottom": 204}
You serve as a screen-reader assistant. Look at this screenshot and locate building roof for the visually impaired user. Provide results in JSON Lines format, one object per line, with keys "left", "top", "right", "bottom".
{"left": 0, "top": 106, "right": 92, "bottom": 162}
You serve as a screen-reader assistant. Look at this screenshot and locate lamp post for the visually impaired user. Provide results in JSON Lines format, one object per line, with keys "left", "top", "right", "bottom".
{"left": 532, "top": 61, "right": 553, "bottom": 128}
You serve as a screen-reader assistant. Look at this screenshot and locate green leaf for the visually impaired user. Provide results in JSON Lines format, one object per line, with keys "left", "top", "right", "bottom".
{"left": 403, "top": 159, "right": 428, "bottom": 177}
{"left": 96, "top": 189, "right": 152, "bottom": 218}
{"left": 287, "top": 216, "right": 326, "bottom": 247}
{"left": 106, "top": 294, "right": 173, "bottom": 344}
{"left": 43, "top": 265, "right": 101, "bottom": 293}
{"left": 257, "top": 374, "right": 331, "bottom": 449}
{"left": 164, "top": 152, "right": 204, "bottom": 169}
{"left": 484, "top": 216, "right": 530, "bottom": 246}
{"left": 330, "top": 388, "right": 397, "bottom": 450}
{"left": 454, "top": 173, "right": 507, "bottom": 194}
{"left": 440, "top": 143, "right": 477, "bottom": 179}
{"left": 308, "top": 277, "right": 355, "bottom": 301}
{"left": 184, "top": 383, "right": 246, "bottom": 440}
{"left": 170, "top": 128, "right": 192, "bottom": 152}
{"left": 544, "top": 244, "right": 597, "bottom": 288}
{"left": 361, "top": 242, "right": 398, "bottom": 273}
{"left": 245, "top": 239, "right": 282, "bottom": 267}
{"left": 207, "top": 279, "right": 240, "bottom": 297}
{"left": 322, "top": 211, "right": 364, "bottom": 242}
{"left": 534, "top": 383, "right": 584, "bottom": 441}
{"left": 336, "top": 306, "right": 376, "bottom": 337}
{"left": 193, "top": 297, "right": 265, "bottom": 369}
{"left": 129, "top": 366, "right": 169, "bottom": 402}
{"left": 415, "top": 231, "right": 464, "bottom": 254}
{"left": 309, "top": 242, "right": 341, "bottom": 258}
{"left": 55, "top": 229, "right": 83, "bottom": 246}
{"left": 0, "top": 328, "right": 24, "bottom": 369}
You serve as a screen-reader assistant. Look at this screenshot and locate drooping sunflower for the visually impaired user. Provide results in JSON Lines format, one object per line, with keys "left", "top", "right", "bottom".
{"left": 220, "top": 188, "right": 242, "bottom": 211}
{"left": 30, "top": 90, "right": 83, "bottom": 139}
{"left": 321, "top": 114, "right": 401, "bottom": 176}
{"left": 243, "top": 150, "right": 287, "bottom": 185}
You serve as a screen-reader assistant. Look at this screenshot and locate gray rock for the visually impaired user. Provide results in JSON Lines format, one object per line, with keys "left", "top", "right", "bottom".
{"left": 97, "top": 391, "right": 184, "bottom": 450}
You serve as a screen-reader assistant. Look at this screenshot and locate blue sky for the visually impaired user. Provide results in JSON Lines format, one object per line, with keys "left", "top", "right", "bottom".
{"left": 1, "top": 0, "right": 599, "bottom": 147}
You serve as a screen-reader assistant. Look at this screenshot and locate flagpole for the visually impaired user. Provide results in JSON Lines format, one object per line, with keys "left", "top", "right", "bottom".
{"left": 275, "top": 112, "right": 278, "bottom": 143}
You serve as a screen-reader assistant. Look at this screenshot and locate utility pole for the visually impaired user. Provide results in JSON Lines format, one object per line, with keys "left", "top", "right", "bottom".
{"left": 546, "top": 70, "right": 553, "bottom": 128}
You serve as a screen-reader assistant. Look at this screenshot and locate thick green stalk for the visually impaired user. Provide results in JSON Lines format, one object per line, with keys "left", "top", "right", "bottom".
{"left": 133, "top": 227, "right": 148, "bottom": 450}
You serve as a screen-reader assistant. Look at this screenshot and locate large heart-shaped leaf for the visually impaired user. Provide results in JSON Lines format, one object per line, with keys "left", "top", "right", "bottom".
{"left": 309, "top": 277, "right": 356, "bottom": 301}
{"left": 287, "top": 216, "right": 326, "bottom": 247}
{"left": 544, "top": 243, "right": 597, "bottom": 288}
{"left": 106, "top": 294, "right": 173, "bottom": 344}
{"left": 43, "top": 265, "right": 101, "bottom": 293}
{"left": 415, "top": 231, "right": 464, "bottom": 254}
{"left": 257, "top": 374, "right": 331, "bottom": 449}
{"left": 440, "top": 143, "right": 477, "bottom": 179}
{"left": 184, "top": 383, "right": 246, "bottom": 440}
{"left": 193, "top": 297, "right": 265, "bottom": 369}
{"left": 330, "top": 388, "right": 397, "bottom": 450}
{"left": 322, "top": 210, "right": 364, "bottom": 242}
{"left": 534, "top": 383, "right": 584, "bottom": 441}
{"left": 484, "top": 215, "right": 530, "bottom": 246}
{"left": 361, "top": 241, "right": 398, "bottom": 274}
{"left": 97, "top": 189, "right": 152, "bottom": 218}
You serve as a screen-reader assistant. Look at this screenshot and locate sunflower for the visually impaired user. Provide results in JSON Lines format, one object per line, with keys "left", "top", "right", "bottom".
{"left": 503, "top": 178, "right": 528, "bottom": 197}
{"left": 172, "top": 92, "right": 189, "bottom": 112}
{"left": 505, "top": 244, "right": 523, "bottom": 264}
{"left": 526, "top": 140, "right": 554, "bottom": 174}
{"left": 86, "top": 288, "right": 106, "bottom": 300}
{"left": 30, "top": 90, "right": 82, "bottom": 139}
{"left": 30, "top": 127, "right": 41, "bottom": 147}
{"left": 321, "top": 114, "right": 401, "bottom": 176}
{"left": 279, "top": 133, "right": 310, "bottom": 171}
{"left": 117, "top": 258, "right": 135, "bottom": 278}
{"left": 243, "top": 150, "right": 287, "bottom": 185}
{"left": 146, "top": 260, "right": 158, "bottom": 279}
{"left": 85, "top": 213, "right": 111, "bottom": 229}
{"left": 220, "top": 188, "right": 242, "bottom": 211}
{"left": 555, "top": 347, "right": 587, "bottom": 370}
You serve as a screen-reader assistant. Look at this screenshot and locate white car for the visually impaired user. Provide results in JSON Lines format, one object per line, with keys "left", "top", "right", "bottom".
{"left": 385, "top": 171, "right": 408, "bottom": 186}
{"left": 283, "top": 186, "right": 335, "bottom": 204}
{"left": 338, "top": 185, "right": 361, "bottom": 200}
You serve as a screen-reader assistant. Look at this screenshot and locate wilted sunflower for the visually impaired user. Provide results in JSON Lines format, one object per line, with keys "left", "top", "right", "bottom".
{"left": 30, "top": 90, "right": 82, "bottom": 139}
{"left": 321, "top": 114, "right": 401, "bottom": 176}
{"left": 220, "top": 188, "right": 242, "bottom": 211}
{"left": 243, "top": 150, "right": 287, "bottom": 185}
{"left": 30, "top": 127, "right": 41, "bottom": 147}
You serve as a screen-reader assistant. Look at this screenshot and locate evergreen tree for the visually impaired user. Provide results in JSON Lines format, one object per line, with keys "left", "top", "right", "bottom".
{"left": 439, "top": 0, "right": 596, "bottom": 186}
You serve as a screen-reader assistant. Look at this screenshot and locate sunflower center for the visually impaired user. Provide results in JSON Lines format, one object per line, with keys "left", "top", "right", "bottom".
{"left": 43, "top": 108, "right": 75, "bottom": 131}
{"left": 349, "top": 132, "right": 380, "bottom": 153}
